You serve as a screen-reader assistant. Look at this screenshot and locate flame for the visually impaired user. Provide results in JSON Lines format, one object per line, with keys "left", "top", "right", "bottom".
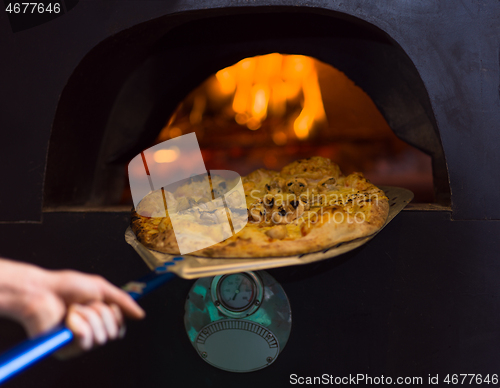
{"left": 159, "top": 53, "right": 328, "bottom": 141}
{"left": 251, "top": 84, "right": 269, "bottom": 121}
{"left": 215, "top": 68, "right": 236, "bottom": 94}
{"left": 294, "top": 66, "right": 326, "bottom": 139}
{"left": 221, "top": 54, "right": 327, "bottom": 137}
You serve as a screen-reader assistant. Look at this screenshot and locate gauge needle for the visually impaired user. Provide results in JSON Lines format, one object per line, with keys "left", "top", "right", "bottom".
{"left": 232, "top": 279, "right": 244, "bottom": 300}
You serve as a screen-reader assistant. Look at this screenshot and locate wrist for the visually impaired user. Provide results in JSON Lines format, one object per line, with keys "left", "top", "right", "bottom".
{"left": 0, "top": 258, "right": 50, "bottom": 321}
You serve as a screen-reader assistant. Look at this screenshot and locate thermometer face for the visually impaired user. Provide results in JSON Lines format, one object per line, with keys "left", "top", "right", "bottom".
{"left": 217, "top": 273, "right": 256, "bottom": 311}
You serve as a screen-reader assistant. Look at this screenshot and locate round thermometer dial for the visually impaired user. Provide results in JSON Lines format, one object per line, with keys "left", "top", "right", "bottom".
{"left": 211, "top": 272, "right": 264, "bottom": 318}
{"left": 218, "top": 273, "right": 256, "bottom": 311}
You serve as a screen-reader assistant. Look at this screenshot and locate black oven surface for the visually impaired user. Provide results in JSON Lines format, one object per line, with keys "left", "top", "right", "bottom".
{"left": 0, "top": 211, "right": 500, "bottom": 387}
{"left": 1, "top": 1, "right": 500, "bottom": 387}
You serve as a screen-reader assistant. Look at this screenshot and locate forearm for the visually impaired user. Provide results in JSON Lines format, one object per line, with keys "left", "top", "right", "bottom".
{"left": 0, "top": 258, "right": 47, "bottom": 322}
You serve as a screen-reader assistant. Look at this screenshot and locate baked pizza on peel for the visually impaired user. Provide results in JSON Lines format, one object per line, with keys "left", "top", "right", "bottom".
{"left": 131, "top": 156, "right": 389, "bottom": 257}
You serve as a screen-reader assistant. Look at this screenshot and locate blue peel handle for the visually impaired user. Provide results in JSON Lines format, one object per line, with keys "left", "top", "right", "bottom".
{"left": 0, "top": 325, "right": 73, "bottom": 384}
{"left": 0, "top": 265, "right": 177, "bottom": 385}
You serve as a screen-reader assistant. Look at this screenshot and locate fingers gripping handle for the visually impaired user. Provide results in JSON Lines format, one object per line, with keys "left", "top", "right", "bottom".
{"left": 0, "top": 263, "right": 178, "bottom": 385}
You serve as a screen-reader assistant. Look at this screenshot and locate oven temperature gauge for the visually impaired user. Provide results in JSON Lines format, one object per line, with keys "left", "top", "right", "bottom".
{"left": 185, "top": 271, "right": 291, "bottom": 372}
{"left": 211, "top": 272, "right": 263, "bottom": 318}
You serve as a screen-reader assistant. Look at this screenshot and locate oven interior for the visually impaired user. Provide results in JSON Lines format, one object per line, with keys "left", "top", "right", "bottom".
{"left": 43, "top": 11, "right": 450, "bottom": 210}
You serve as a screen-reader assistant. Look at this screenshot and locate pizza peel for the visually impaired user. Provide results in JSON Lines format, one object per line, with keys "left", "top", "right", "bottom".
{"left": 0, "top": 186, "right": 412, "bottom": 384}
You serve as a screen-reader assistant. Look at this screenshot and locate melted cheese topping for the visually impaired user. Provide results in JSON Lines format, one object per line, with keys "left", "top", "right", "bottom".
{"left": 134, "top": 157, "right": 387, "bottom": 249}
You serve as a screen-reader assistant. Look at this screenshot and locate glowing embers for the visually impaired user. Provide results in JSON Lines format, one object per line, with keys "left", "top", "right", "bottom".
{"left": 153, "top": 146, "right": 180, "bottom": 163}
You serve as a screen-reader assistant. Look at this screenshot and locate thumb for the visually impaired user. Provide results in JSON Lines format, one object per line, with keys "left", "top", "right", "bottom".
{"left": 20, "top": 293, "right": 66, "bottom": 337}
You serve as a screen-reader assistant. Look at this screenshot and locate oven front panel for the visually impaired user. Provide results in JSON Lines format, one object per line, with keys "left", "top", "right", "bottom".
{"left": 0, "top": 211, "right": 499, "bottom": 386}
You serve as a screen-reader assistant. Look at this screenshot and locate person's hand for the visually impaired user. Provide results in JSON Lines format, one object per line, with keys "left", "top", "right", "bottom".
{"left": 58, "top": 301, "right": 128, "bottom": 358}
{"left": 0, "top": 259, "right": 145, "bottom": 358}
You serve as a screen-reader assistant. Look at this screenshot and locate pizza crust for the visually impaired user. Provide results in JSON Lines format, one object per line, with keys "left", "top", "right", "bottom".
{"left": 131, "top": 157, "right": 389, "bottom": 258}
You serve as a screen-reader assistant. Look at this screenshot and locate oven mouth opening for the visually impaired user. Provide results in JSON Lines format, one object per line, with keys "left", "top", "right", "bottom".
{"left": 43, "top": 10, "right": 451, "bottom": 212}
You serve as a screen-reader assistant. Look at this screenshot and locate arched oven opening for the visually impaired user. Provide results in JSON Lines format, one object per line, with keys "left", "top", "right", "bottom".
{"left": 43, "top": 9, "right": 450, "bottom": 210}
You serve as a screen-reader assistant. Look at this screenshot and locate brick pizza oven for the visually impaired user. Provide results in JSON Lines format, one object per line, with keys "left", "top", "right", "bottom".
{"left": 0, "top": 1, "right": 499, "bottom": 387}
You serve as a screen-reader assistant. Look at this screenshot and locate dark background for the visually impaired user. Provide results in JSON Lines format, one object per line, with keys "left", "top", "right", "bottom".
{"left": 4, "top": 0, "right": 79, "bottom": 33}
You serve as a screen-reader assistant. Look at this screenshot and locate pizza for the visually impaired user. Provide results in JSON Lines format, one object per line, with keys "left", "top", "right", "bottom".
{"left": 131, "top": 156, "right": 389, "bottom": 257}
